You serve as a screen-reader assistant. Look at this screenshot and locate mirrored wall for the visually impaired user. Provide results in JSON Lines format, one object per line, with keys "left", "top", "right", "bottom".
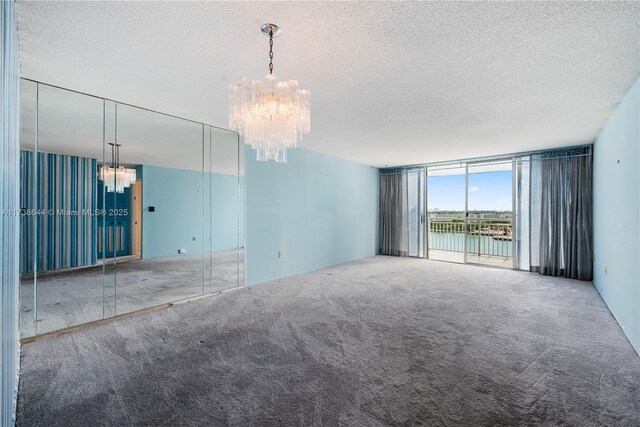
{"left": 19, "top": 80, "right": 245, "bottom": 338}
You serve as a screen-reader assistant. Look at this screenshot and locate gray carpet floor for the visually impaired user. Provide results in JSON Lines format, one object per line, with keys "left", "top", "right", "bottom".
{"left": 20, "top": 249, "right": 244, "bottom": 338}
{"left": 17, "top": 256, "right": 640, "bottom": 426}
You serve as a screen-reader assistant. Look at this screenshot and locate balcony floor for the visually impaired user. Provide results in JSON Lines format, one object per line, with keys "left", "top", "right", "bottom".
{"left": 428, "top": 249, "right": 513, "bottom": 268}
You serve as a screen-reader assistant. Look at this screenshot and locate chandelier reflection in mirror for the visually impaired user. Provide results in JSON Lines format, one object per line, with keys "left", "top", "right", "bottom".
{"left": 229, "top": 23, "right": 310, "bottom": 163}
{"left": 98, "top": 143, "right": 136, "bottom": 193}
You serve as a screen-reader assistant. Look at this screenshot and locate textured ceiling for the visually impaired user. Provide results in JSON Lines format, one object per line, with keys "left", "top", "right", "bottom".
{"left": 15, "top": 1, "right": 640, "bottom": 167}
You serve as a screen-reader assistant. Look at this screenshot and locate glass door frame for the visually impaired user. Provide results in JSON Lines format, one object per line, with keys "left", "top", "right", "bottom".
{"left": 406, "top": 170, "right": 426, "bottom": 258}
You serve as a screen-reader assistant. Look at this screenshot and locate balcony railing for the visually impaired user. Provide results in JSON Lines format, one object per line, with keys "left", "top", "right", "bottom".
{"left": 428, "top": 219, "right": 512, "bottom": 257}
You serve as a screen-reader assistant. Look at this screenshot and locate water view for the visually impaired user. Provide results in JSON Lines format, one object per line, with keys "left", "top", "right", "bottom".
{"left": 428, "top": 210, "right": 512, "bottom": 257}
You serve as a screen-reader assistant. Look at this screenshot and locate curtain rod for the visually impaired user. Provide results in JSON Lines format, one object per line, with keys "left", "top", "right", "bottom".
{"left": 380, "top": 153, "right": 593, "bottom": 176}
{"left": 379, "top": 144, "right": 593, "bottom": 176}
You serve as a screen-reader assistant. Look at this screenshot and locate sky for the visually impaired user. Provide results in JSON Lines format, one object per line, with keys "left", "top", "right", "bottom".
{"left": 428, "top": 170, "right": 512, "bottom": 211}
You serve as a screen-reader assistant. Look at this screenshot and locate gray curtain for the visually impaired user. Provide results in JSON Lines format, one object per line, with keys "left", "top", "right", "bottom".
{"left": 380, "top": 172, "right": 409, "bottom": 256}
{"left": 530, "top": 152, "right": 593, "bottom": 280}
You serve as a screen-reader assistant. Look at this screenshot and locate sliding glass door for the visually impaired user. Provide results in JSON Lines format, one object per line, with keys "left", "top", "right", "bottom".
{"left": 465, "top": 161, "right": 513, "bottom": 268}
{"left": 423, "top": 161, "right": 514, "bottom": 268}
{"left": 407, "top": 171, "right": 425, "bottom": 258}
{"left": 426, "top": 164, "right": 466, "bottom": 263}
{"left": 382, "top": 147, "right": 591, "bottom": 275}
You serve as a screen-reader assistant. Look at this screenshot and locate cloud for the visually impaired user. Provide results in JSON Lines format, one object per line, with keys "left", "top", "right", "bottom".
{"left": 498, "top": 198, "right": 508, "bottom": 204}
{"left": 468, "top": 186, "right": 479, "bottom": 192}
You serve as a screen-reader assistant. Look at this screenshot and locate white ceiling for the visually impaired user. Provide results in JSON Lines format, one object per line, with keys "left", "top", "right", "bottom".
{"left": 15, "top": 1, "right": 640, "bottom": 168}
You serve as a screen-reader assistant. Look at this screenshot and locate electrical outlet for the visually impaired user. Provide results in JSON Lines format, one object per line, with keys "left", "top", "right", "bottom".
{"left": 178, "top": 248, "right": 186, "bottom": 254}
{"left": 278, "top": 250, "right": 284, "bottom": 258}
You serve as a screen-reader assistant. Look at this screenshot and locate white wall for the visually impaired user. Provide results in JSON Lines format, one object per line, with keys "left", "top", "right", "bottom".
{"left": 593, "top": 76, "right": 640, "bottom": 355}
{"left": 1, "top": 1, "right": 22, "bottom": 424}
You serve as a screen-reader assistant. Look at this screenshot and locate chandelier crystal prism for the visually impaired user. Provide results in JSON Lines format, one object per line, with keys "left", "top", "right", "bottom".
{"left": 229, "top": 23, "right": 310, "bottom": 163}
{"left": 98, "top": 166, "right": 136, "bottom": 194}
{"left": 98, "top": 143, "right": 136, "bottom": 193}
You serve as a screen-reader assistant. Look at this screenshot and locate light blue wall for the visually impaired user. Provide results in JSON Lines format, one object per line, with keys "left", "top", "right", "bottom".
{"left": 593, "top": 76, "right": 640, "bottom": 355}
{"left": 141, "top": 165, "right": 243, "bottom": 259}
{"left": 245, "top": 146, "right": 379, "bottom": 286}
{"left": 1, "top": 1, "right": 21, "bottom": 424}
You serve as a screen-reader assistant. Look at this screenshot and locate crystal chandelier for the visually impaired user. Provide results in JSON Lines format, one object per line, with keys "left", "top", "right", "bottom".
{"left": 98, "top": 143, "right": 136, "bottom": 193}
{"left": 229, "top": 23, "right": 310, "bottom": 163}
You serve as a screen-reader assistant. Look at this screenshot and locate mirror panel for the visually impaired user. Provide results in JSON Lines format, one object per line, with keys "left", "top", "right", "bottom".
{"left": 102, "top": 100, "right": 117, "bottom": 319}
{"left": 238, "top": 137, "right": 245, "bottom": 286}
{"left": 19, "top": 79, "right": 37, "bottom": 338}
{"left": 114, "top": 104, "right": 206, "bottom": 314}
{"left": 18, "top": 80, "right": 244, "bottom": 339}
{"left": 206, "top": 126, "right": 244, "bottom": 292}
{"left": 26, "top": 83, "right": 105, "bottom": 336}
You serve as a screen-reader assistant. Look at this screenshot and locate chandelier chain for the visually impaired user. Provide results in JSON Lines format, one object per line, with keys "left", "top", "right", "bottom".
{"left": 268, "top": 29, "right": 274, "bottom": 75}
{"left": 109, "top": 142, "right": 121, "bottom": 167}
